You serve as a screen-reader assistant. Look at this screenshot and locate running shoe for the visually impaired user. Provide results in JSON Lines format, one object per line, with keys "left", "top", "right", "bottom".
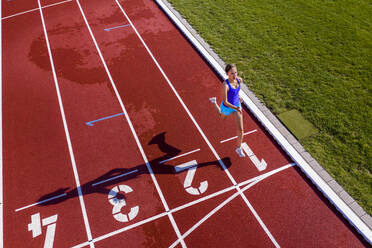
{"left": 235, "top": 147, "right": 245, "bottom": 157}
{"left": 209, "top": 97, "right": 217, "bottom": 104}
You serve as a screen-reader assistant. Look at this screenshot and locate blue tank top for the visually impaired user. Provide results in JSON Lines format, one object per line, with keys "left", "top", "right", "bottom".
{"left": 225, "top": 78, "right": 241, "bottom": 106}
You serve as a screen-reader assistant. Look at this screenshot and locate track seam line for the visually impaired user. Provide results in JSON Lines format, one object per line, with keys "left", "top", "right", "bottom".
{"left": 70, "top": 164, "right": 293, "bottom": 248}
{"left": 114, "top": 1, "right": 279, "bottom": 247}
{"left": 37, "top": 2, "right": 94, "bottom": 247}
{"left": 75, "top": 1, "right": 186, "bottom": 247}
{"left": 2, "top": 0, "right": 73, "bottom": 20}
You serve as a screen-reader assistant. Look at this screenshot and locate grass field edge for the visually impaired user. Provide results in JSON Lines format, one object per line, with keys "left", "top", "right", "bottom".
{"left": 154, "top": 0, "right": 372, "bottom": 244}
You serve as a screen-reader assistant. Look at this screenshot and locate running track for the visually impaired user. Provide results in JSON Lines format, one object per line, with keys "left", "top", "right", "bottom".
{"left": 1, "top": 0, "right": 369, "bottom": 247}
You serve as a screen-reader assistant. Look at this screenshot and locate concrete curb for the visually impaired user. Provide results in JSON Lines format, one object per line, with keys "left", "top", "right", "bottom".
{"left": 155, "top": 0, "right": 372, "bottom": 244}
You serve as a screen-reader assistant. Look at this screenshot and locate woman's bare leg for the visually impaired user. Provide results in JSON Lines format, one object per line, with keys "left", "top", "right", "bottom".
{"left": 233, "top": 110, "right": 244, "bottom": 147}
{"left": 210, "top": 97, "right": 228, "bottom": 119}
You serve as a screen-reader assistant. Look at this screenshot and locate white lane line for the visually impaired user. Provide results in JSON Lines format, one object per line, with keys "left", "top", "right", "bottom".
{"left": 168, "top": 166, "right": 288, "bottom": 248}
{"left": 37, "top": 2, "right": 94, "bottom": 247}
{"left": 71, "top": 212, "right": 169, "bottom": 248}
{"left": 115, "top": 0, "right": 237, "bottom": 186}
{"left": 115, "top": 1, "right": 279, "bottom": 246}
{"left": 15, "top": 193, "right": 67, "bottom": 212}
{"left": 76, "top": 1, "right": 185, "bottom": 246}
{"left": 71, "top": 164, "right": 292, "bottom": 247}
{"left": 168, "top": 164, "right": 295, "bottom": 247}
{"left": 220, "top": 129, "right": 258, "bottom": 143}
{"left": 238, "top": 189, "right": 280, "bottom": 247}
{"left": 159, "top": 148, "right": 200, "bottom": 164}
{"left": 2, "top": 0, "right": 73, "bottom": 20}
{"left": 92, "top": 169, "right": 138, "bottom": 187}
{"left": 169, "top": 163, "right": 295, "bottom": 248}
{"left": 238, "top": 163, "right": 295, "bottom": 188}
{"left": 171, "top": 186, "right": 235, "bottom": 214}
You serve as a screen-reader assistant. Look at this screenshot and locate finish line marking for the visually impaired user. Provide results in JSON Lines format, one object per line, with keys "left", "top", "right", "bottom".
{"left": 85, "top": 113, "right": 124, "bottom": 126}
{"left": 104, "top": 24, "right": 131, "bottom": 31}
{"left": 168, "top": 164, "right": 294, "bottom": 248}
{"left": 220, "top": 129, "right": 258, "bottom": 143}
{"left": 71, "top": 163, "right": 294, "bottom": 248}
{"left": 15, "top": 193, "right": 67, "bottom": 212}
{"left": 92, "top": 169, "right": 139, "bottom": 187}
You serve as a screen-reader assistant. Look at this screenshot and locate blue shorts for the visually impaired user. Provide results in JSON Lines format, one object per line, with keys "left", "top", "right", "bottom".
{"left": 220, "top": 102, "right": 241, "bottom": 116}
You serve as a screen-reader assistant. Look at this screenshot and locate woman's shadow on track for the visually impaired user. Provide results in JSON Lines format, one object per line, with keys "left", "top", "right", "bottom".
{"left": 37, "top": 132, "right": 232, "bottom": 206}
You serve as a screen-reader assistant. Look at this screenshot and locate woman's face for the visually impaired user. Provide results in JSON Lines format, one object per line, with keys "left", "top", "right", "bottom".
{"left": 227, "top": 67, "right": 238, "bottom": 79}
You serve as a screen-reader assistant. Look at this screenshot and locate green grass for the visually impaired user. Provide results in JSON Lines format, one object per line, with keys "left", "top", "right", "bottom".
{"left": 278, "top": 109, "right": 318, "bottom": 140}
{"left": 167, "top": 0, "right": 372, "bottom": 214}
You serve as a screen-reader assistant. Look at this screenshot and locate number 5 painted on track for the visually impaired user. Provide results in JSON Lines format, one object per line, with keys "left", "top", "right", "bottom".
{"left": 174, "top": 160, "right": 208, "bottom": 195}
{"left": 108, "top": 185, "right": 139, "bottom": 222}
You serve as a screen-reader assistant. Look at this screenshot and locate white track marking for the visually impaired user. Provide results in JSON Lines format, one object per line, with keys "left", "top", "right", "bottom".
{"left": 42, "top": 215, "right": 58, "bottom": 226}
{"left": 169, "top": 173, "right": 283, "bottom": 248}
{"left": 37, "top": 2, "right": 94, "bottom": 246}
{"left": 172, "top": 163, "right": 294, "bottom": 214}
{"left": 115, "top": 0, "right": 237, "bottom": 185}
{"left": 159, "top": 148, "right": 200, "bottom": 164}
{"left": 2, "top": 0, "right": 73, "bottom": 20}
{"left": 91, "top": 169, "right": 138, "bottom": 187}
{"left": 71, "top": 164, "right": 292, "bottom": 247}
{"left": 238, "top": 163, "right": 295, "bottom": 188}
{"left": 43, "top": 222, "right": 57, "bottom": 248}
{"left": 75, "top": 1, "right": 185, "bottom": 246}
{"left": 28, "top": 213, "right": 58, "bottom": 248}
{"left": 28, "top": 213, "right": 42, "bottom": 238}
{"left": 241, "top": 143, "right": 267, "bottom": 171}
{"left": 108, "top": 185, "right": 139, "bottom": 222}
{"left": 155, "top": 0, "right": 372, "bottom": 243}
{"left": 175, "top": 160, "right": 208, "bottom": 195}
{"left": 174, "top": 160, "right": 198, "bottom": 173}
{"left": 171, "top": 186, "right": 235, "bottom": 213}
{"left": 15, "top": 193, "right": 67, "bottom": 212}
{"left": 115, "top": 1, "right": 279, "bottom": 246}
{"left": 238, "top": 189, "right": 280, "bottom": 247}
{"left": 71, "top": 212, "right": 169, "bottom": 248}
{"left": 220, "top": 130, "right": 258, "bottom": 143}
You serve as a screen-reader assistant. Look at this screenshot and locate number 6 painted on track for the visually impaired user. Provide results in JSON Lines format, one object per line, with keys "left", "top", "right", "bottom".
{"left": 108, "top": 185, "right": 139, "bottom": 222}
{"left": 174, "top": 160, "right": 208, "bottom": 195}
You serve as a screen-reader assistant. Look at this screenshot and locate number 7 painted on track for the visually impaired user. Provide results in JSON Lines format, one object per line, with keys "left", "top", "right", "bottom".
{"left": 174, "top": 160, "right": 208, "bottom": 195}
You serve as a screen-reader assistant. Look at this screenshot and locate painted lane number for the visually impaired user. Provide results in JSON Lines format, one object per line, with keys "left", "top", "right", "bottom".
{"left": 108, "top": 185, "right": 139, "bottom": 222}
{"left": 174, "top": 160, "right": 208, "bottom": 195}
{"left": 241, "top": 142, "right": 267, "bottom": 171}
{"left": 28, "top": 213, "right": 58, "bottom": 248}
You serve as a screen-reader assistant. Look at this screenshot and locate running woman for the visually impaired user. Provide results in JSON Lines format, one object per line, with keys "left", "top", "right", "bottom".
{"left": 209, "top": 64, "right": 245, "bottom": 157}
